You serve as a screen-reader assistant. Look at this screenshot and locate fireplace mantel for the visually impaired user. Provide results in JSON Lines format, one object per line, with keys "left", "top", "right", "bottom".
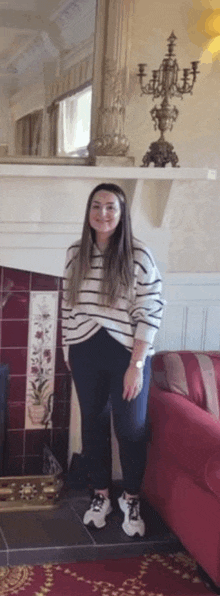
{"left": 0, "top": 164, "right": 217, "bottom": 180}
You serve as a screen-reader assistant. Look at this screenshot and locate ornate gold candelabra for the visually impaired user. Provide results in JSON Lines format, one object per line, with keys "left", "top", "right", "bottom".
{"left": 137, "top": 32, "right": 200, "bottom": 167}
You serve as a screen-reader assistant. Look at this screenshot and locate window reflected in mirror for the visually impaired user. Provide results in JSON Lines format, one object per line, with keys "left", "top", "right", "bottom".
{"left": 57, "top": 85, "right": 92, "bottom": 158}
{"left": 13, "top": 85, "right": 92, "bottom": 158}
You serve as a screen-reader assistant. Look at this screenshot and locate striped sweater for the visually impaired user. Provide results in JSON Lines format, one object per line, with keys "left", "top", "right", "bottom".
{"left": 61, "top": 238, "right": 164, "bottom": 361}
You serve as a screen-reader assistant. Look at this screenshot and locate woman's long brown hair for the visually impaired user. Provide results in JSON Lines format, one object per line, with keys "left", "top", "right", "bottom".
{"left": 67, "top": 183, "right": 134, "bottom": 307}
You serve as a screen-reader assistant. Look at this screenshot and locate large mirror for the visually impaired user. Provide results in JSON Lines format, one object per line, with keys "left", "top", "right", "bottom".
{"left": 0, "top": 0, "right": 96, "bottom": 162}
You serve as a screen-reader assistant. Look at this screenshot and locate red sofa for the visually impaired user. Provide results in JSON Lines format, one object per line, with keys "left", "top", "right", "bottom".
{"left": 141, "top": 350, "right": 220, "bottom": 588}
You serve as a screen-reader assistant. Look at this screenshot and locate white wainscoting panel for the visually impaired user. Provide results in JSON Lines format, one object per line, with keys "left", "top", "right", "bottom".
{"left": 154, "top": 273, "right": 220, "bottom": 352}
{"left": 205, "top": 306, "right": 220, "bottom": 350}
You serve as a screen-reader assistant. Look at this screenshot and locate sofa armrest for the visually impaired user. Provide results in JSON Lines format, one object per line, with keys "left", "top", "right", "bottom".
{"left": 149, "top": 385, "right": 220, "bottom": 496}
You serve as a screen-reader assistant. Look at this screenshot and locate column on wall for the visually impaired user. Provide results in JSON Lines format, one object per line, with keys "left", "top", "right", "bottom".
{"left": 89, "top": 0, "right": 135, "bottom": 164}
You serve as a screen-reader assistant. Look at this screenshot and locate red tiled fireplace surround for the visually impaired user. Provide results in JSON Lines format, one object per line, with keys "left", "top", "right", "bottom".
{"left": 0, "top": 266, "right": 71, "bottom": 477}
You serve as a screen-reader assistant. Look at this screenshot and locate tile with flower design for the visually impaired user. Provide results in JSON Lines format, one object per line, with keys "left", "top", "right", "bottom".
{"left": 25, "top": 292, "right": 58, "bottom": 429}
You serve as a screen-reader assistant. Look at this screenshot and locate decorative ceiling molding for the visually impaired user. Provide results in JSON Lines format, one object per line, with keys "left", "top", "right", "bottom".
{"left": 38, "top": 32, "right": 59, "bottom": 59}
{"left": 50, "top": 0, "right": 96, "bottom": 50}
{"left": 50, "top": 0, "right": 91, "bottom": 26}
{"left": 0, "top": 30, "right": 36, "bottom": 66}
{"left": 7, "top": 32, "right": 58, "bottom": 74}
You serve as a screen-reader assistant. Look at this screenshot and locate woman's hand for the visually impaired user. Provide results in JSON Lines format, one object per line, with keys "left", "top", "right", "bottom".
{"left": 123, "top": 365, "right": 143, "bottom": 401}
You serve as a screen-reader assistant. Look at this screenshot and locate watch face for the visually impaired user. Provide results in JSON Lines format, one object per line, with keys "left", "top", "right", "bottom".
{"left": 136, "top": 361, "right": 143, "bottom": 369}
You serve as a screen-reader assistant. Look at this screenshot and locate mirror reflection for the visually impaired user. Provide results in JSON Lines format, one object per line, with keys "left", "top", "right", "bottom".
{"left": 0, "top": 0, "right": 96, "bottom": 160}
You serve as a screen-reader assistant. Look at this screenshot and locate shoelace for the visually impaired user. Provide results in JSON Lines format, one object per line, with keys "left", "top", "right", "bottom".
{"left": 90, "top": 494, "right": 106, "bottom": 512}
{"left": 127, "top": 498, "right": 140, "bottom": 521}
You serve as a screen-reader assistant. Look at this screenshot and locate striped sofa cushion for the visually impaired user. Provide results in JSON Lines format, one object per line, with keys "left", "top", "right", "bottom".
{"left": 151, "top": 351, "right": 220, "bottom": 417}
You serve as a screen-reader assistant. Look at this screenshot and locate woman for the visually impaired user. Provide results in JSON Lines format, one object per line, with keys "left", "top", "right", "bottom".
{"left": 62, "top": 182, "right": 163, "bottom": 537}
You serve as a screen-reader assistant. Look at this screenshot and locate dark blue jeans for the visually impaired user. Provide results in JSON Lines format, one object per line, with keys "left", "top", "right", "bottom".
{"left": 69, "top": 327, "right": 151, "bottom": 495}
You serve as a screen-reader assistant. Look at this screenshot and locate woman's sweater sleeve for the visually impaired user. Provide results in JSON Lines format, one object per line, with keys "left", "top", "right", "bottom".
{"left": 129, "top": 247, "right": 164, "bottom": 347}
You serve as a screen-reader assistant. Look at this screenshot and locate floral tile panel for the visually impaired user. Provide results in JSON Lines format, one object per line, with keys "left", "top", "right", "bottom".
{"left": 25, "top": 292, "right": 58, "bottom": 430}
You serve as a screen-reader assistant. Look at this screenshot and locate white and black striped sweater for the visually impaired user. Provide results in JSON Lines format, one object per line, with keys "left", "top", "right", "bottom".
{"left": 61, "top": 238, "right": 164, "bottom": 361}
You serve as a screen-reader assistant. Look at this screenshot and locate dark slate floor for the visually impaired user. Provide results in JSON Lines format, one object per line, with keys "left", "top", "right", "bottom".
{"left": 0, "top": 483, "right": 183, "bottom": 567}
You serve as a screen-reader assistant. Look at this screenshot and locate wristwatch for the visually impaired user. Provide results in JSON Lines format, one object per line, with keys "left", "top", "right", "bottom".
{"left": 130, "top": 360, "right": 144, "bottom": 369}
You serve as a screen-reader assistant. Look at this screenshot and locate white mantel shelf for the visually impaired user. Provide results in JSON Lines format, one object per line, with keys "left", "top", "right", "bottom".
{"left": 0, "top": 164, "right": 217, "bottom": 180}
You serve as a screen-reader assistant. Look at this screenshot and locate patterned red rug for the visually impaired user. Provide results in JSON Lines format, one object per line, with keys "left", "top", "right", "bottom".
{"left": 0, "top": 552, "right": 213, "bottom": 596}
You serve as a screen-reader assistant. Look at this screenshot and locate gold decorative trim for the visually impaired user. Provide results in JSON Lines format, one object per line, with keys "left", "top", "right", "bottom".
{"left": 52, "top": 552, "right": 202, "bottom": 595}
{"left": 0, "top": 564, "right": 34, "bottom": 594}
{"left": 0, "top": 447, "right": 63, "bottom": 511}
{"left": 0, "top": 552, "right": 202, "bottom": 595}
{"left": 0, "top": 474, "right": 63, "bottom": 511}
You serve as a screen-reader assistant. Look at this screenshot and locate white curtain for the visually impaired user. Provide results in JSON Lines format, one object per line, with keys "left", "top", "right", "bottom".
{"left": 57, "top": 87, "right": 92, "bottom": 156}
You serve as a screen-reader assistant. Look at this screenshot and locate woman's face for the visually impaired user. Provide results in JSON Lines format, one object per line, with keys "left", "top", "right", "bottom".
{"left": 89, "top": 190, "right": 121, "bottom": 239}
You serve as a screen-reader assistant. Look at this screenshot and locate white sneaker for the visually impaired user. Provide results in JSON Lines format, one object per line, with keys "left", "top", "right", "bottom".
{"left": 83, "top": 494, "right": 112, "bottom": 528}
{"left": 118, "top": 493, "right": 145, "bottom": 537}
